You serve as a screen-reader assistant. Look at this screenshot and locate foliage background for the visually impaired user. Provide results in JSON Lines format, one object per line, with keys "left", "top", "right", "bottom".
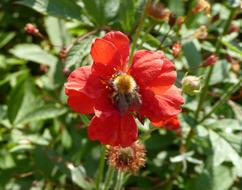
{"left": 0, "top": 0, "right": 241, "bottom": 189}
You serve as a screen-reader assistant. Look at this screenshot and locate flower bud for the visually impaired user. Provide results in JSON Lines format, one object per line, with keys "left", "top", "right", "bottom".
{"left": 172, "top": 43, "right": 182, "bottom": 57}
{"left": 146, "top": 2, "right": 170, "bottom": 21}
{"left": 24, "top": 23, "right": 39, "bottom": 35}
{"left": 182, "top": 76, "right": 201, "bottom": 96}
{"left": 203, "top": 54, "right": 218, "bottom": 67}
{"left": 59, "top": 48, "right": 68, "bottom": 61}
{"left": 192, "top": 0, "right": 211, "bottom": 17}
{"left": 106, "top": 141, "right": 146, "bottom": 173}
{"left": 194, "top": 25, "right": 208, "bottom": 40}
{"left": 168, "top": 14, "right": 177, "bottom": 27}
{"left": 176, "top": 16, "right": 185, "bottom": 26}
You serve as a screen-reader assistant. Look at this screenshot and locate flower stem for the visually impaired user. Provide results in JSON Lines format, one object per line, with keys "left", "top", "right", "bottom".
{"left": 129, "top": 0, "right": 151, "bottom": 65}
{"left": 96, "top": 145, "right": 106, "bottom": 190}
{"left": 194, "top": 7, "right": 237, "bottom": 120}
{"left": 114, "top": 171, "right": 124, "bottom": 190}
{"left": 198, "top": 77, "right": 242, "bottom": 123}
{"left": 102, "top": 166, "right": 115, "bottom": 190}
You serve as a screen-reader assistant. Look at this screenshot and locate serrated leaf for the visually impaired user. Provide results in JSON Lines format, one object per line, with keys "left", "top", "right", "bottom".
{"left": 182, "top": 40, "right": 202, "bottom": 72}
{"left": 17, "top": 0, "right": 82, "bottom": 20}
{"left": 44, "top": 16, "right": 72, "bottom": 52}
{"left": 65, "top": 36, "right": 95, "bottom": 68}
{"left": 18, "top": 105, "right": 68, "bottom": 124}
{"left": 10, "top": 44, "right": 57, "bottom": 66}
{"left": 209, "top": 130, "right": 242, "bottom": 177}
{"left": 209, "top": 60, "right": 230, "bottom": 85}
{"left": 118, "top": 0, "right": 135, "bottom": 32}
{"left": 67, "top": 163, "right": 94, "bottom": 190}
{"left": 83, "top": 0, "right": 120, "bottom": 26}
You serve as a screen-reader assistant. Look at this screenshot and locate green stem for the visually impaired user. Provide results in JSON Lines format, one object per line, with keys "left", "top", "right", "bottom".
{"left": 194, "top": 7, "right": 237, "bottom": 120}
{"left": 198, "top": 78, "right": 242, "bottom": 123}
{"left": 96, "top": 145, "right": 106, "bottom": 190}
{"left": 129, "top": 0, "right": 151, "bottom": 65}
{"left": 114, "top": 171, "right": 124, "bottom": 190}
{"left": 102, "top": 166, "right": 115, "bottom": 190}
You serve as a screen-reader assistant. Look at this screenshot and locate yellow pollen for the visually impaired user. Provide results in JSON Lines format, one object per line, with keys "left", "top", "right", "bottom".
{"left": 113, "top": 74, "right": 136, "bottom": 94}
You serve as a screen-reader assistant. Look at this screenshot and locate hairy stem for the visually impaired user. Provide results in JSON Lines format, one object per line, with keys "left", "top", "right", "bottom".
{"left": 96, "top": 145, "right": 106, "bottom": 190}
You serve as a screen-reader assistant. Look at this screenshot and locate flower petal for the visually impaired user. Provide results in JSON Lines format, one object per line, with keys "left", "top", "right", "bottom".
{"left": 65, "top": 66, "right": 103, "bottom": 98}
{"left": 104, "top": 31, "right": 130, "bottom": 63}
{"left": 148, "top": 58, "right": 176, "bottom": 94}
{"left": 91, "top": 38, "right": 123, "bottom": 78}
{"left": 140, "top": 86, "right": 184, "bottom": 122}
{"left": 152, "top": 115, "right": 180, "bottom": 130}
{"left": 66, "top": 90, "right": 94, "bottom": 114}
{"left": 129, "top": 50, "right": 165, "bottom": 87}
{"left": 88, "top": 113, "right": 138, "bottom": 147}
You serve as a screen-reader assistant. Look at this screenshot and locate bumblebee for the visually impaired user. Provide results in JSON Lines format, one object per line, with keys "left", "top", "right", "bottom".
{"left": 110, "top": 73, "right": 142, "bottom": 115}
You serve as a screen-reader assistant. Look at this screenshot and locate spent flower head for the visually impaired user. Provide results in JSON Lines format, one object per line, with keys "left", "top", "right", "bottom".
{"left": 106, "top": 141, "right": 146, "bottom": 173}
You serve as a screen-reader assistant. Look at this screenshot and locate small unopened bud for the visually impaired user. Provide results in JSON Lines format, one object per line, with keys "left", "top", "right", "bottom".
{"left": 146, "top": 2, "right": 171, "bottom": 21}
{"left": 192, "top": 0, "right": 211, "bottom": 17}
{"left": 168, "top": 14, "right": 177, "bottom": 27}
{"left": 59, "top": 48, "right": 68, "bottom": 61}
{"left": 172, "top": 43, "right": 182, "bottom": 57}
{"left": 182, "top": 76, "right": 201, "bottom": 96}
{"left": 63, "top": 67, "right": 70, "bottom": 77}
{"left": 228, "top": 24, "right": 240, "bottom": 33}
{"left": 106, "top": 141, "right": 146, "bottom": 173}
{"left": 25, "top": 23, "right": 39, "bottom": 35}
{"left": 194, "top": 25, "right": 208, "bottom": 40}
{"left": 39, "top": 65, "right": 49, "bottom": 73}
{"left": 203, "top": 54, "right": 218, "bottom": 67}
{"left": 176, "top": 16, "right": 185, "bottom": 26}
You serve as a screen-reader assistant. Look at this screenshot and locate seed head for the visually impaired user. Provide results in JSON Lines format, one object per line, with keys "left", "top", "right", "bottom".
{"left": 106, "top": 141, "right": 146, "bottom": 173}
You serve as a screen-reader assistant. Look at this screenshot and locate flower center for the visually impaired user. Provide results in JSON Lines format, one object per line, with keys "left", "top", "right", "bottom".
{"left": 113, "top": 74, "right": 136, "bottom": 94}
{"left": 111, "top": 73, "right": 142, "bottom": 115}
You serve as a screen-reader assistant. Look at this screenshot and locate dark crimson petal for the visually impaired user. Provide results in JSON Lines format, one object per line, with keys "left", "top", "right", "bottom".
{"left": 65, "top": 66, "right": 103, "bottom": 98}
{"left": 140, "top": 86, "right": 184, "bottom": 122}
{"left": 91, "top": 38, "right": 123, "bottom": 79}
{"left": 103, "top": 31, "right": 130, "bottom": 63}
{"left": 129, "top": 50, "right": 165, "bottom": 87}
{"left": 87, "top": 113, "right": 138, "bottom": 147}
{"left": 66, "top": 90, "right": 94, "bottom": 114}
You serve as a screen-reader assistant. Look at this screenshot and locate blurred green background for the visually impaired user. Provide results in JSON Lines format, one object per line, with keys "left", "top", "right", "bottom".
{"left": 0, "top": 0, "right": 241, "bottom": 189}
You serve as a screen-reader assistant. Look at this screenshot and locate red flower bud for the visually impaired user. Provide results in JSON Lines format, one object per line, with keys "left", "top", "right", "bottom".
{"left": 24, "top": 23, "right": 39, "bottom": 35}
{"left": 228, "top": 24, "right": 240, "bottom": 33}
{"left": 172, "top": 43, "right": 182, "bottom": 57}
{"left": 203, "top": 54, "right": 218, "bottom": 67}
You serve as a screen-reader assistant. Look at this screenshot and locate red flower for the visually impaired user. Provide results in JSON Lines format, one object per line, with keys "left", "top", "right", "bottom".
{"left": 65, "top": 31, "right": 184, "bottom": 147}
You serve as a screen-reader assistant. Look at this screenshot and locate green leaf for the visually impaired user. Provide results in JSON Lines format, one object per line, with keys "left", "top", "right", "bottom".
{"left": 44, "top": 16, "right": 72, "bottom": 52}
{"left": 83, "top": 0, "right": 120, "bottom": 26}
{"left": 17, "top": 0, "right": 82, "bottom": 20}
{"left": 0, "top": 32, "right": 15, "bottom": 48}
{"left": 168, "top": 0, "right": 184, "bottom": 16}
{"left": 7, "top": 76, "right": 29, "bottom": 124}
{"left": 209, "top": 60, "right": 230, "bottom": 85}
{"left": 18, "top": 105, "right": 68, "bottom": 124}
{"left": 188, "top": 164, "right": 236, "bottom": 190}
{"left": 182, "top": 40, "right": 202, "bottom": 72}
{"left": 65, "top": 36, "right": 95, "bottom": 68}
{"left": 206, "top": 119, "right": 242, "bottom": 131}
{"left": 209, "top": 130, "right": 242, "bottom": 177}
{"left": 118, "top": 0, "right": 135, "bottom": 32}
{"left": 10, "top": 44, "right": 57, "bottom": 66}
{"left": 67, "top": 163, "right": 95, "bottom": 190}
